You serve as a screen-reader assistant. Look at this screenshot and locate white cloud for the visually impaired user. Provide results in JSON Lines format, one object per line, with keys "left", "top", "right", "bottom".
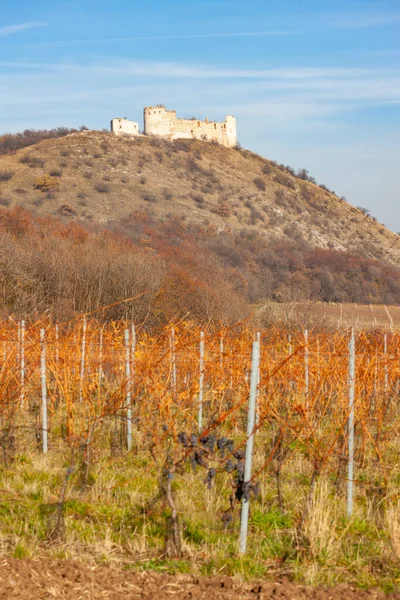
{"left": 0, "top": 21, "right": 46, "bottom": 38}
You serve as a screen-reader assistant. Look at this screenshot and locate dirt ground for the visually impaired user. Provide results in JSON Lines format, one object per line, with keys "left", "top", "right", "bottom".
{"left": 0, "top": 558, "right": 398, "bottom": 600}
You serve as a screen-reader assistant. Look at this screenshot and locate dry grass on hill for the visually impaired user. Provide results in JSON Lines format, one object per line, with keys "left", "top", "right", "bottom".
{"left": 0, "top": 130, "right": 399, "bottom": 267}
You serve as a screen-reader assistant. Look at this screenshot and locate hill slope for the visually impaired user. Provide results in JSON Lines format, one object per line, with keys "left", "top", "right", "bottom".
{"left": 0, "top": 130, "right": 399, "bottom": 264}
{"left": 1, "top": 130, "right": 400, "bottom": 324}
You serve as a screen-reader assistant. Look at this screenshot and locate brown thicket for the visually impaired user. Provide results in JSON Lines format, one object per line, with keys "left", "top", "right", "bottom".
{"left": 0, "top": 208, "right": 246, "bottom": 325}
{"left": 113, "top": 212, "right": 400, "bottom": 306}
{"left": 1, "top": 207, "right": 400, "bottom": 326}
{"left": 0, "top": 128, "right": 84, "bottom": 156}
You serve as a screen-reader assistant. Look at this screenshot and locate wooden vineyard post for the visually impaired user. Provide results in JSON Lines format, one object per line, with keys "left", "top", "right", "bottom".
{"left": 348, "top": 328, "right": 355, "bottom": 517}
{"left": 239, "top": 338, "right": 260, "bottom": 554}
{"left": 40, "top": 329, "right": 48, "bottom": 454}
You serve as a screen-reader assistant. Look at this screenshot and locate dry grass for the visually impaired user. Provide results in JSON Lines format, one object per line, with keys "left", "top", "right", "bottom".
{"left": 0, "top": 130, "right": 398, "bottom": 266}
{"left": 259, "top": 301, "right": 400, "bottom": 331}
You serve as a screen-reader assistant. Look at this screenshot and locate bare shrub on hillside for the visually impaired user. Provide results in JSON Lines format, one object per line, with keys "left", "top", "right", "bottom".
{"left": 59, "top": 205, "right": 77, "bottom": 216}
{"left": 142, "top": 192, "right": 157, "bottom": 203}
{"left": 275, "top": 172, "right": 296, "bottom": 190}
{"left": 253, "top": 177, "right": 266, "bottom": 191}
{"left": 163, "top": 189, "right": 174, "bottom": 200}
{"left": 94, "top": 182, "right": 111, "bottom": 193}
{"left": 190, "top": 193, "right": 205, "bottom": 205}
{"left": 0, "top": 127, "right": 79, "bottom": 156}
{"left": 275, "top": 190, "right": 287, "bottom": 207}
{"left": 172, "top": 139, "right": 191, "bottom": 153}
{"left": 261, "top": 163, "right": 272, "bottom": 175}
{"left": 301, "top": 185, "right": 312, "bottom": 202}
{"left": 20, "top": 155, "right": 45, "bottom": 168}
{"left": 0, "top": 170, "right": 15, "bottom": 181}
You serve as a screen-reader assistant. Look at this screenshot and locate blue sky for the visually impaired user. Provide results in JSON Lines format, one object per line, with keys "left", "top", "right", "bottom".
{"left": 1, "top": 0, "right": 400, "bottom": 230}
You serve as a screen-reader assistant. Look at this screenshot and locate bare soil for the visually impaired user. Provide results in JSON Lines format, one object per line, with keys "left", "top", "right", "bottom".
{"left": 0, "top": 557, "right": 398, "bottom": 600}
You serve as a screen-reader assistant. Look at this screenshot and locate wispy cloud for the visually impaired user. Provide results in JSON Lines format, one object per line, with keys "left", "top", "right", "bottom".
{"left": 332, "top": 12, "right": 400, "bottom": 29}
{"left": 0, "top": 21, "right": 46, "bottom": 38}
{"left": 0, "top": 59, "right": 370, "bottom": 80}
{"left": 27, "top": 29, "right": 301, "bottom": 46}
{"left": 1, "top": 58, "right": 399, "bottom": 125}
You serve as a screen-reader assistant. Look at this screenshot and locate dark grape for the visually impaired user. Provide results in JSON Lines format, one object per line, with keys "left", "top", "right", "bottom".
{"left": 204, "top": 467, "right": 216, "bottom": 489}
{"left": 178, "top": 431, "right": 189, "bottom": 447}
{"left": 225, "top": 459, "right": 235, "bottom": 473}
{"left": 250, "top": 481, "right": 260, "bottom": 499}
{"left": 236, "top": 459, "right": 245, "bottom": 478}
{"left": 242, "top": 482, "right": 251, "bottom": 502}
{"left": 200, "top": 434, "right": 216, "bottom": 452}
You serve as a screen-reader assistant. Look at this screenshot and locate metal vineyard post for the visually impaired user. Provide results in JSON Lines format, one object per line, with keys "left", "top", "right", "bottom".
{"left": 40, "top": 329, "right": 48, "bottom": 454}
{"left": 198, "top": 331, "right": 205, "bottom": 431}
{"left": 347, "top": 328, "right": 355, "bottom": 517}
{"left": 124, "top": 329, "right": 132, "bottom": 451}
{"left": 239, "top": 338, "right": 260, "bottom": 554}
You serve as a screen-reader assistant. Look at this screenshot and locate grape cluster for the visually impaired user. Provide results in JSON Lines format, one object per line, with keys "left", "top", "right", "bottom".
{"left": 204, "top": 467, "right": 216, "bottom": 489}
{"left": 176, "top": 431, "right": 261, "bottom": 518}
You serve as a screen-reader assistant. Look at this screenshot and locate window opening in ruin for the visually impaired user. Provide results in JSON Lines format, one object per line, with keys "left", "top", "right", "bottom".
{"left": 198, "top": 122, "right": 200, "bottom": 127}
{"left": 214, "top": 123, "right": 217, "bottom": 129}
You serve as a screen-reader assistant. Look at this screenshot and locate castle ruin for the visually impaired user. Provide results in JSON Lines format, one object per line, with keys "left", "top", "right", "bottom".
{"left": 110, "top": 106, "right": 237, "bottom": 148}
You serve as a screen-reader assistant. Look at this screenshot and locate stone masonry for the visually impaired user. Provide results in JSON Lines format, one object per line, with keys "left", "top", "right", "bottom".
{"left": 110, "top": 106, "right": 237, "bottom": 147}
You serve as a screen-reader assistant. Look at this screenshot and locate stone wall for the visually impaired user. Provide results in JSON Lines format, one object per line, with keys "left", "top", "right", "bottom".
{"left": 110, "top": 118, "right": 139, "bottom": 136}
{"left": 110, "top": 107, "right": 237, "bottom": 147}
{"left": 143, "top": 106, "right": 237, "bottom": 147}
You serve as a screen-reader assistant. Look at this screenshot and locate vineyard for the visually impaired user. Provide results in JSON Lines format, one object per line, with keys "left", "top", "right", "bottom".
{"left": 1, "top": 317, "right": 400, "bottom": 589}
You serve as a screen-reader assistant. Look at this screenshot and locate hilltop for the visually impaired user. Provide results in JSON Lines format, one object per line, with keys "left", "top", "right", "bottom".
{"left": 0, "top": 129, "right": 400, "bottom": 324}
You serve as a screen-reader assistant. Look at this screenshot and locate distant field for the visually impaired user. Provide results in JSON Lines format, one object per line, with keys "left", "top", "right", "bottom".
{"left": 261, "top": 301, "right": 400, "bottom": 330}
